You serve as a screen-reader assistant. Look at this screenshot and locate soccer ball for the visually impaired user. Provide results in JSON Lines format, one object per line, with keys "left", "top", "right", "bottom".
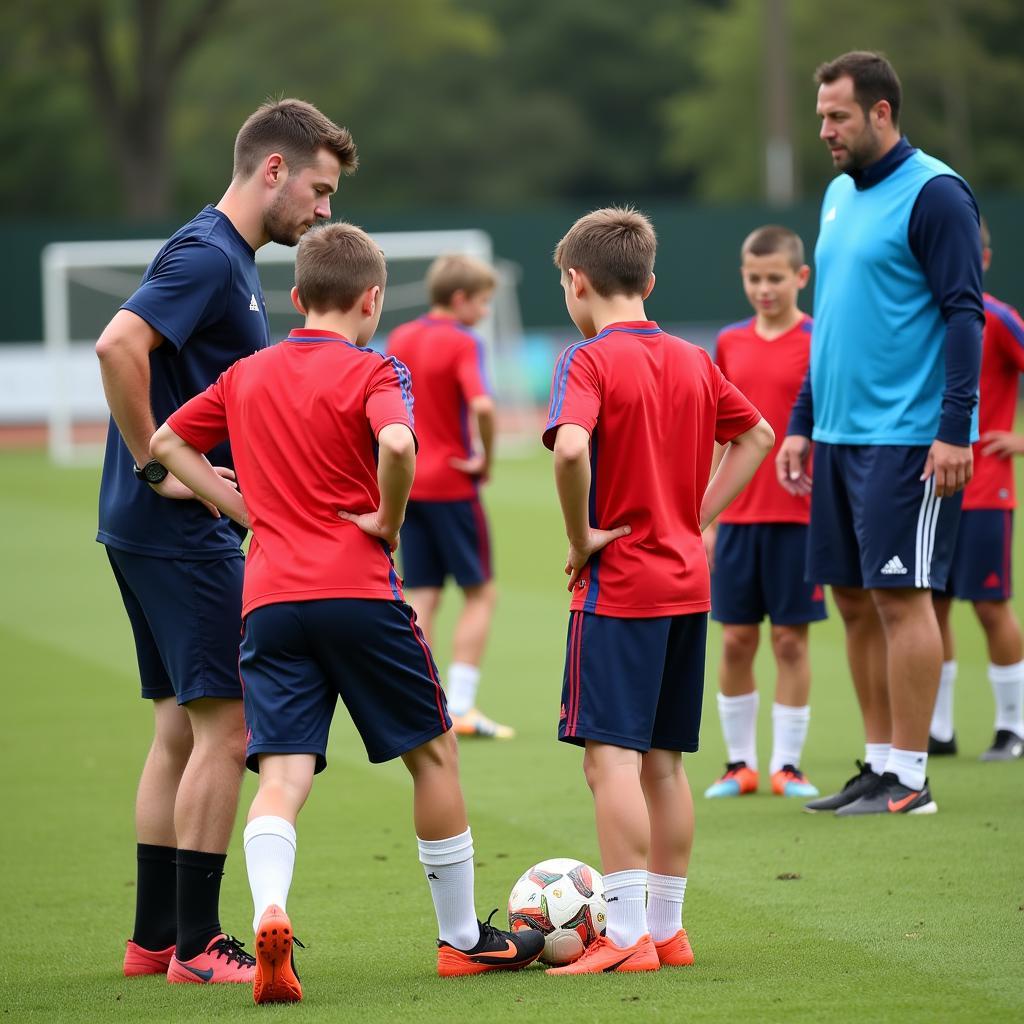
{"left": 507, "top": 858, "right": 606, "bottom": 965}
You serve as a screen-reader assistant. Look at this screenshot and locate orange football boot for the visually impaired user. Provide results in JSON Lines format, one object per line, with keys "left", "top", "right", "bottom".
{"left": 437, "top": 910, "right": 544, "bottom": 977}
{"left": 546, "top": 934, "right": 660, "bottom": 975}
{"left": 253, "top": 904, "right": 303, "bottom": 1004}
{"left": 654, "top": 929, "right": 694, "bottom": 966}
{"left": 166, "top": 934, "right": 256, "bottom": 984}
{"left": 704, "top": 761, "right": 759, "bottom": 799}
{"left": 123, "top": 940, "right": 174, "bottom": 977}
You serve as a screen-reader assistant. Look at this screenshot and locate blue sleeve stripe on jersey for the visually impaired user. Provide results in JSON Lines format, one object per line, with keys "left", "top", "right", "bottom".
{"left": 383, "top": 354, "right": 415, "bottom": 428}
{"left": 546, "top": 331, "right": 612, "bottom": 426}
{"left": 718, "top": 317, "right": 755, "bottom": 336}
{"left": 582, "top": 429, "right": 601, "bottom": 612}
{"left": 986, "top": 298, "right": 1024, "bottom": 350}
{"left": 473, "top": 334, "right": 493, "bottom": 394}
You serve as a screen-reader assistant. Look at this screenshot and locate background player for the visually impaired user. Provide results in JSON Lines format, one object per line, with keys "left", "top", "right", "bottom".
{"left": 704, "top": 225, "right": 826, "bottom": 801}
{"left": 930, "top": 218, "right": 1024, "bottom": 760}
{"left": 543, "top": 207, "right": 774, "bottom": 975}
{"left": 387, "top": 256, "right": 509, "bottom": 738}
{"left": 95, "top": 99, "right": 356, "bottom": 983}
{"left": 151, "top": 224, "right": 544, "bottom": 1003}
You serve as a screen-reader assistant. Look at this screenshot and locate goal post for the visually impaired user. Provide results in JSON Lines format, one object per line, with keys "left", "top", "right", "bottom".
{"left": 42, "top": 228, "right": 527, "bottom": 465}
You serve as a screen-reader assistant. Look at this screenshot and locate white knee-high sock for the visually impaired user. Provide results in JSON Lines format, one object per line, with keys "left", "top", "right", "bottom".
{"left": 717, "top": 691, "right": 759, "bottom": 770}
{"left": 646, "top": 872, "right": 686, "bottom": 943}
{"left": 446, "top": 663, "right": 481, "bottom": 716}
{"left": 989, "top": 661, "right": 1024, "bottom": 734}
{"left": 417, "top": 828, "right": 479, "bottom": 950}
{"left": 930, "top": 660, "right": 957, "bottom": 741}
{"left": 603, "top": 869, "right": 648, "bottom": 947}
{"left": 243, "top": 816, "right": 297, "bottom": 932}
{"left": 769, "top": 703, "right": 811, "bottom": 775}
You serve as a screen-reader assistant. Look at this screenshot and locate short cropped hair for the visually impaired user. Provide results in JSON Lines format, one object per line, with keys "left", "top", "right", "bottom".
{"left": 554, "top": 206, "right": 656, "bottom": 298}
{"left": 980, "top": 215, "right": 991, "bottom": 250}
{"left": 294, "top": 222, "right": 386, "bottom": 314}
{"left": 741, "top": 225, "right": 805, "bottom": 270}
{"left": 427, "top": 254, "right": 498, "bottom": 306}
{"left": 815, "top": 51, "right": 902, "bottom": 127}
{"left": 233, "top": 98, "right": 358, "bottom": 179}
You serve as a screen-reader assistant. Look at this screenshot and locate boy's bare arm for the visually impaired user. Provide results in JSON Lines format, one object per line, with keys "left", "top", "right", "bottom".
{"left": 701, "top": 418, "right": 775, "bottom": 529}
{"left": 553, "top": 424, "right": 631, "bottom": 590}
{"left": 449, "top": 395, "right": 496, "bottom": 479}
{"left": 338, "top": 423, "right": 416, "bottom": 550}
{"left": 981, "top": 430, "right": 1024, "bottom": 459}
{"left": 149, "top": 424, "right": 247, "bottom": 525}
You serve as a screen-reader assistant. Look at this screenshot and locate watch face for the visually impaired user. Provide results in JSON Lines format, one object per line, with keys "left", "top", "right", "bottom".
{"left": 143, "top": 461, "right": 168, "bottom": 484}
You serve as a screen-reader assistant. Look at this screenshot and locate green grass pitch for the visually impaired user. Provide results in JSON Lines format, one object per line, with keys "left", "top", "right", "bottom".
{"left": 1, "top": 447, "right": 1021, "bottom": 1022}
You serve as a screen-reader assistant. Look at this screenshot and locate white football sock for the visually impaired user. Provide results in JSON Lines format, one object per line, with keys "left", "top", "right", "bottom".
{"left": 446, "top": 663, "right": 481, "bottom": 717}
{"left": 885, "top": 748, "right": 927, "bottom": 791}
{"left": 717, "top": 691, "right": 759, "bottom": 770}
{"left": 417, "top": 828, "right": 479, "bottom": 950}
{"left": 989, "top": 661, "right": 1024, "bottom": 735}
{"left": 769, "top": 703, "right": 811, "bottom": 775}
{"left": 930, "top": 660, "right": 957, "bottom": 742}
{"left": 646, "top": 872, "right": 686, "bottom": 943}
{"left": 864, "top": 743, "right": 890, "bottom": 776}
{"left": 243, "top": 816, "right": 296, "bottom": 933}
{"left": 603, "top": 869, "right": 649, "bottom": 947}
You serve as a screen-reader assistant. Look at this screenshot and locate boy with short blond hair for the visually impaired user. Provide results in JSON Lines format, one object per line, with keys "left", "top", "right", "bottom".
{"left": 703, "top": 225, "right": 827, "bottom": 801}
{"left": 388, "top": 254, "right": 509, "bottom": 737}
{"left": 150, "top": 223, "right": 542, "bottom": 1004}
{"left": 543, "top": 206, "right": 774, "bottom": 975}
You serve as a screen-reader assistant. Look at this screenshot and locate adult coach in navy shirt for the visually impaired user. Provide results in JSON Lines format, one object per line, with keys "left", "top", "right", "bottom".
{"left": 96, "top": 99, "right": 357, "bottom": 983}
{"left": 777, "top": 52, "right": 983, "bottom": 816}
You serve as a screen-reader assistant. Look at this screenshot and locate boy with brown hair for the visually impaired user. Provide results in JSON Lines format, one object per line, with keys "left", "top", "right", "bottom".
{"left": 703, "top": 225, "right": 827, "bottom": 801}
{"left": 151, "top": 223, "right": 543, "bottom": 1004}
{"left": 387, "top": 254, "right": 510, "bottom": 737}
{"left": 542, "top": 207, "right": 774, "bottom": 974}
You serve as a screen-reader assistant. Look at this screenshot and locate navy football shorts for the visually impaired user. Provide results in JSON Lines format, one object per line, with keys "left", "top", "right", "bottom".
{"left": 239, "top": 598, "right": 451, "bottom": 773}
{"left": 937, "top": 508, "right": 1014, "bottom": 602}
{"left": 711, "top": 522, "right": 827, "bottom": 625}
{"left": 400, "top": 497, "right": 492, "bottom": 589}
{"left": 807, "top": 443, "right": 963, "bottom": 591}
{"left": 558, "top": 611, "right": 708, "bottom": 753}
{"left": 106, "top": 546, "right": 244, "bottom": 704}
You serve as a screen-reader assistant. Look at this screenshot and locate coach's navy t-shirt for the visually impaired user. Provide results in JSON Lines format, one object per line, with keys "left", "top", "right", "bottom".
{"left": 97, "top": 206, "right": 270, "bottom": 559}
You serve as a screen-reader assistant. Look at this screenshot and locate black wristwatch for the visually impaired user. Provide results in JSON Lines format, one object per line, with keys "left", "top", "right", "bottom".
{"left": 134, "top": 459, "right": 169, "bottom": 485}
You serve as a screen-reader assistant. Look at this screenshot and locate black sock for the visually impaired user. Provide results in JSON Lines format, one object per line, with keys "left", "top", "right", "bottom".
{"left": 132, "top": 843, "right": 178, "bottom": 951}
{"left": 176, "top": 849, "right": 226, "bottom": 961}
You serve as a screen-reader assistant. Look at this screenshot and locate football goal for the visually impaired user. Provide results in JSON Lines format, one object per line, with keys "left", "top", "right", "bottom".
{"left": 42, "top": 229, "right": 527, "bottom": 465}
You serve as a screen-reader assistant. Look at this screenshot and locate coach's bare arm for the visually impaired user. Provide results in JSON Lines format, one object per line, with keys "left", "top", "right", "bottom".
{"left": 97, "top": 311, "right": 234, "bottom": 513}
{"left": 701, "top": 418, "right": 775, "bottom": 530}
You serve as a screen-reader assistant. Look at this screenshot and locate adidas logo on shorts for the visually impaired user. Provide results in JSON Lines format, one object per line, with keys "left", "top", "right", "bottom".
{"left": 880, "top": 555, "right": 908, "bottom": 576}
{"left": 249, "top": 293, "right": 260, "bottom": 312}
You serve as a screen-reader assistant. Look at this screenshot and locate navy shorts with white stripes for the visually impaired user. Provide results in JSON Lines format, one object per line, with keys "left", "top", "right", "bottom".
{"left": 807, "top": 442, "right": 963, "bottom": 591}
{"left": 240, "top": 599, "right": 451, "bottom": 773}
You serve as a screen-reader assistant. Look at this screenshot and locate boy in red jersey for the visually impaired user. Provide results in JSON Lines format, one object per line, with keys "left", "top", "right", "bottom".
{"left": 931, "top": 218, "right": 1024, "bottom": 760}
{"left": 703, "top": 226, "right": 827, "bottom": 802}
{"left": 150, "top": 224, "right": 543, "bottom": 1003}
{"left": 542, "top": 207, "right": 774, "bottom": 975}
{"left": 387, "top": 257, "right": 509, "bottom": 738}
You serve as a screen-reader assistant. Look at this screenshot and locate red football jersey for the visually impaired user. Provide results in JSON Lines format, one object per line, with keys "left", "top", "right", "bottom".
{"left": 543, "top": 321, "right": 762, "bottom": 618}
{"left": 715, "top": 315, "right": 813, "bottom": 525}
{"left": 167, "top": 328, "right": 415, "bottom": 616}
{"left": 386, "top": 315, "right": 491, "bottom": 501}
{"left": 963, "top": 294, "right": 1024, "bottom": 511}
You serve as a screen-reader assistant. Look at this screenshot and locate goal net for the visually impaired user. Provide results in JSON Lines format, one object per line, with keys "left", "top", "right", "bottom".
{"left": 42, "top": 229, "right": 528, "bottom": 465}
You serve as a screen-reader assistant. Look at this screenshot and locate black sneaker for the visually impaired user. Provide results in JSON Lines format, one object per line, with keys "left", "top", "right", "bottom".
{"left": 436, "top": 909, "right": 545, "bottom": 976}
{"left": 802, "top": 760, "right": 881, "bottom": 813}
{"left": 979, "top": 729, "right": 1024, "bottom": 762}
{"left": 835, "top": 771, "right": 937, "bottom": 816}
{"left": 928, "top": 733, "right": 957, "bottom": 756}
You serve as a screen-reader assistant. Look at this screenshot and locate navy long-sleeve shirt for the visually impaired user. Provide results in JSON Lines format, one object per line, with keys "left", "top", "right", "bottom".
{"left": 788, "top": 138, "right": 983, "bottom": 446}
